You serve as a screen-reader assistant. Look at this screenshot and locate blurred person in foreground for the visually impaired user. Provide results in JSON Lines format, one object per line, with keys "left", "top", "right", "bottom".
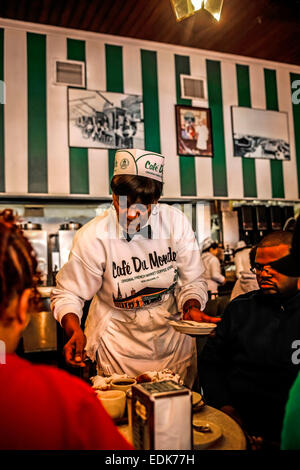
{"left": 0, "top": 209, "right": 132, "bottom": 450}
{"left": 268, "top": 216, "right": 300, "bottom": 450}
{"left": 199, "top": 230, "right": 300, "bottom": 450}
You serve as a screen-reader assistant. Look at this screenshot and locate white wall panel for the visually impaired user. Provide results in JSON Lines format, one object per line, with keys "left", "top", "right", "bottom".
{"left": 190, "top": 54, "right": 214, "bottom": 198}
{"left": 4, "top": 29, "right": 28, "bottom": 194}
{"left": 47, "top": 34, "right": 70, "bottom": 195}
{"left": 157, "top": 49, "right": 181, "bottom": 198}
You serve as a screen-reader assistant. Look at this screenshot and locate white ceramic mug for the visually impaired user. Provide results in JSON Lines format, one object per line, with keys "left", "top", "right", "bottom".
{"left": 96, "top": 390, "right": 126, "bottom": 419}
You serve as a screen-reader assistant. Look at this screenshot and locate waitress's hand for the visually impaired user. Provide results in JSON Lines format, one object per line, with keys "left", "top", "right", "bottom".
{"left": 63, "top": 329, "right": 87, "bottom": 367}
{"left": 182, "top": 300, "right": 221, "bottom": 324}
{"left": 61, "top": 313, "right": 87, "bottom": 367}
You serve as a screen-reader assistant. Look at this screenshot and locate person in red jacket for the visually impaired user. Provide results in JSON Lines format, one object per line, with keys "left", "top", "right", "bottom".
{"left": 0, "top": 209, "right": 133, "bottom": 450}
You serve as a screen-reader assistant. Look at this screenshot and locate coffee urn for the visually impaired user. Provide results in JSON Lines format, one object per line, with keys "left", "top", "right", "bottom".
{"left": 20, "top": 221, "right": 48, "bottom": 286}
{"left": 58, "top": 221, "right": 82, "bottom": 269}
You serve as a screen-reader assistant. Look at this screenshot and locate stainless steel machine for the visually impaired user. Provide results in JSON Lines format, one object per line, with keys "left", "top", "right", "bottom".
{"left": 58, "top": 221, "right": 82, "bottom": 268}
{"left": 20, "top": 221, "right": 48, "bottom": 286}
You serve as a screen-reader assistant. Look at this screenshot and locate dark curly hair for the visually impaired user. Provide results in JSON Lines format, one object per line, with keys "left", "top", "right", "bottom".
{"left": 0, "top": 209, "right": 41, "bottom": 318}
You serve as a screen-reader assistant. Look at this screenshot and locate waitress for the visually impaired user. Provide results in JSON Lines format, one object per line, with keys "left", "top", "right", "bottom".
{"left": 51, "top": 149, "right": 219, "bottom": 387}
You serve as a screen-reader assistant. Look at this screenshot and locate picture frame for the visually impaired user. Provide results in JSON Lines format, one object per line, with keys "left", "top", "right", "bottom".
{"left": 175, "top": 105, "right": 213, "bottom": 157}
{"left": 231, "top": 106, "right": 290, "bottom": 160}
{"left": 68, "top": 88, "right": 144, "bottom": 149}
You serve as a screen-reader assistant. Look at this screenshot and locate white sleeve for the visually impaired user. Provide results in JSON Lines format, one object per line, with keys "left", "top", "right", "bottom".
{"left": 51, "top": 230, "right": 106, "bottom": 325}
{"left": 174, "top": 213, "right": 208, "bottom": 311}
{"left": 210, "top": 256, "right": 225, "bottom": 284}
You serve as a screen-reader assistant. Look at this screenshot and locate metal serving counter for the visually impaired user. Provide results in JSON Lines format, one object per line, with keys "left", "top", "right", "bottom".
{"left": 22, "top": 287, "right": 57, "bottom": 353}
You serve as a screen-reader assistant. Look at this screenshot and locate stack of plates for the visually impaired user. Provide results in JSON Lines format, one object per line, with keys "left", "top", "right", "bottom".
{"left": 168, "top": 320, "right": 216, "bottom": 336}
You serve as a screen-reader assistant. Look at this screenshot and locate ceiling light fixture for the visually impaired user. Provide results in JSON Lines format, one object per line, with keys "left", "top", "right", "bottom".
{"left": 170, "top": 0, "right": 224, "bottom": 22}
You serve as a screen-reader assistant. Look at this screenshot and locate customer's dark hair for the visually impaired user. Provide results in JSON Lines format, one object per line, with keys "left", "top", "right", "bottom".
{"left": 110, "top": 174, "right": 163, "bottom": 206}
{"left": 0, "top": 209, "right": 41, "bottom": 318}
{"left": 257, "top": 230, "right": 293, "bottom": 248}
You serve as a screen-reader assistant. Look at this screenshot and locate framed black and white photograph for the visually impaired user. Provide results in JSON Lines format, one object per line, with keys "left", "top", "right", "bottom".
{"left": 68, "top": 88, "right": 144, "bottom": 149}
{"left": 175, "top": 105, "right": 213, "bottom": 157}
{"left": 231, "top": 106, "right": 290, "bottom": 160}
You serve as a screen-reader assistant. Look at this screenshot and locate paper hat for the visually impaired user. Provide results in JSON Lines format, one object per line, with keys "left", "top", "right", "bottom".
{"left": 236, "top": 240, "right": 247, "bottom": 250}
{"left": 202, "top": 237, "right": 213, "bottom": 251}
{"left": 270, "top": 216, "right": 300, "bottom": 276}
{"left": 113, "top": 149, "right": 164, "bottom": 183}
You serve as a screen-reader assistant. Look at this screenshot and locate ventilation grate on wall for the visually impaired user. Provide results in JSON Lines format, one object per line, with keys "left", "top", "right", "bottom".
{"left": 54, "top": 60, "right": 85, "bottom": 87}
{"left": 180, "top": 74, "right": 207, "bottom": 101}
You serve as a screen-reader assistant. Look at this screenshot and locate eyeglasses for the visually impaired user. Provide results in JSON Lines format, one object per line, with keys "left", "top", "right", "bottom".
{"left": 250, "top": 263, "right": 276, "bottom": 274}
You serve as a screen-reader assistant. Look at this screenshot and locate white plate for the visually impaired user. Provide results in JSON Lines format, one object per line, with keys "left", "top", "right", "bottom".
{"left": 193, "top": 420, "right": 222, "bottom": 449}
{"left": 168, "top": 320, "right": 216, "bottom": 336}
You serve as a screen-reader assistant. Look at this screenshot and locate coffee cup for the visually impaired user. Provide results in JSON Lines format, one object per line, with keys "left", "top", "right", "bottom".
{"left": 96, "top": 390, "right": 126, "bottom": 419}
{"left": 110, "top": 377, "right": 137, "bottom": 393}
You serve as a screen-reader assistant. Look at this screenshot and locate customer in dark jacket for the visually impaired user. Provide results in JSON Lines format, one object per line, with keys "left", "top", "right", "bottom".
{"left": 199, "top": 230, "right": 300, "bottom": 448}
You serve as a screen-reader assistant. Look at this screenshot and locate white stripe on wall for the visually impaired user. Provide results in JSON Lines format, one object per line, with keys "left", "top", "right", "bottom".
{"left": 221, "top": 61, "right": 243, "bottom": 199}
{"left": 4, "top": 29, "right": 28, "bottom": 194}
{"left": 123, "top": 44, "right": 142, "bottom": 96}
{"left": 86, "top": 39, "right": 109, "bottom": 197}
{"left": 249, "top": 64, "right": 272, "bottom": 199}
{"left": 157, "top": 49, "right": 181, "bottom": 198}
{"left": 277, "top": 67, "right": 299, "bottom": 201}
{"left": 190, "top": 54, "right": 214, "bottom": 198}
{"left": 47, "top": 34, "right": 70, "bottom": 195}
{"left": 196, "top": 201, "right": 211, "bottom": 245}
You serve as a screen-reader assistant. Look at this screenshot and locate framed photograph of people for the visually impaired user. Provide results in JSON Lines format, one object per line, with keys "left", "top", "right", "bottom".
{"left": 231, "top": 106, "right": 290, "bottom": 160}
{"left": 175, "top": 105, "right": 213, "bottom": 157}
{"left": 68, "top": 88, "right": 144, "bottom": 149}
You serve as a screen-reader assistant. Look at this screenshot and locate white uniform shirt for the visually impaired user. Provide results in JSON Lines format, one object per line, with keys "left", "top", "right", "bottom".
{"left": 201, "top": 251, "right": 225, "bottom": 294}
{"left": 51, "top": 204, "right": 208, "bottom": 383}
{"left": 234, "top": 247, "right": 252, "bottom": 279}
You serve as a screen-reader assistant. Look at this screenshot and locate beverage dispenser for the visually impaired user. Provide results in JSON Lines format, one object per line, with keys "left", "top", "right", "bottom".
{"left": 254, "top": 205, "right": 268, "bottom": 242}
{"left": 20, "top": 221, "right": 48, "bottom": 286}
{"left": 58, "top": 221, "right": 82, "bottom": 269}
{"left": 236, "top": 205, "right": 254, "bottom": 245}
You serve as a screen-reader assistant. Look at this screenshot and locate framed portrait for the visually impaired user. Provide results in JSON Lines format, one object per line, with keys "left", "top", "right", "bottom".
{"left": 68, "top": 88, "right": 144, "bottom": 149}
{"left": 231, "top": 106, "right": 290, "bottom": 160}
{"left": 175, "top": 105, "right": 213, "bottom": 157}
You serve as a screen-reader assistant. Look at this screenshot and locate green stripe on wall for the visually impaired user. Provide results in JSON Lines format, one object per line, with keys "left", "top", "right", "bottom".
{"left": 264, "top": 68, "right": 284, "bottom": 199}
{"left": 105, "top": 44, "right": 124, "bottom": 192}
{"left": 0, "top": 29, "right": 4, "bottom": 192}
{"left": 206, "top": 59, "right": 228, "bottom": 197}
{"left": 175, "top": 55, "right": 196, "bottom": 196}
{"left": 141, "top": 50, "right": 161, "bottom": 153}
{"left": 291, "top": 73, "right": 300, "bottom": 198}
{"left": 236, "top": 64, "right": 257, "bottom": 198}
{"left": 27, "top": 33, "right": 48, "bottom": 193}
{"left": 67, "top": 39, "right": 89, "bottom": 194}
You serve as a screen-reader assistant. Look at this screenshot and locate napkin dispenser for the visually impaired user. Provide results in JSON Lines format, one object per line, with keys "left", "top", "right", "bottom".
{"left": 131, "top": 380, "right": 192, "bottom": 450}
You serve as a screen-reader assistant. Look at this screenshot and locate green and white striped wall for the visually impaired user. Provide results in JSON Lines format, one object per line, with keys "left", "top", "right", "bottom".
{"left": 0, "top": 18, "right": 300, "bottom": 201}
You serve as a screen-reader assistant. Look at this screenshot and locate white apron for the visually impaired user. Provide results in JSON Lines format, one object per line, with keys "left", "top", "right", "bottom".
{"left": 96, "top": 301, "right": 197, "bottom": 388}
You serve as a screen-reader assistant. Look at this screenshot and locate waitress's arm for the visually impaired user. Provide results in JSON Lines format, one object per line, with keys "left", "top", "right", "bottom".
{"left": 51, "top": 226, "right": 106, "bottom": 366}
